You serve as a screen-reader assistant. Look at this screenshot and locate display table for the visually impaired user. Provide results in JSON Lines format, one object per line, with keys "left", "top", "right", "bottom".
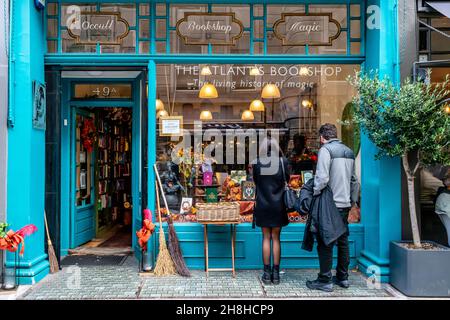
{"left": 199, "top": 221, "right": 240, "bottom": 277}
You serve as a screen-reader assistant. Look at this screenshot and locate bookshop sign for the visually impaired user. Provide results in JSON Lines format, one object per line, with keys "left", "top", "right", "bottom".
{"left": 176, "top": 12, "right": 244, "bottom": 46}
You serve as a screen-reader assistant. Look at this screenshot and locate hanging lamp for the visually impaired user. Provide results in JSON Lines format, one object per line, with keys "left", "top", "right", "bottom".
{"left": 199, "top": 83, "right": 219, "bottom": 99}
{"left": 199, "top": 110, "right": 213, "bottom": 120}
{"left": 261, "top": 83, "right": 281, "bottom": 99}
{"left": 241, "top": 110, "right": 255, "bottom": 121}
{"left": 156, "top": 98, "right": 165, "bottom": 111}
{"left": 249, "top": 99, "right": 265, "bottom": 112}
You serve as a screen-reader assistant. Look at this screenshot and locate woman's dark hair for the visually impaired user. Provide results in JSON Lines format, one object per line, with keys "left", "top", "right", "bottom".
{"left": 319, "top": 123, "right": 338, "bottom": 140}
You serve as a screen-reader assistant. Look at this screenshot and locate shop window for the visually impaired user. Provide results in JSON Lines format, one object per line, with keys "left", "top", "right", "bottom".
{"left": 47, "top": 2, "right": 363, "bottom": 56}
{"left": 154, "top": 64, "right": 362, "bottom": 224}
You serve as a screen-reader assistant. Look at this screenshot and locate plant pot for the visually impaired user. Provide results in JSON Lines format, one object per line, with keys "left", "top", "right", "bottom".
{"left": 390, "top": 241, "right": 450, "bottom": 297}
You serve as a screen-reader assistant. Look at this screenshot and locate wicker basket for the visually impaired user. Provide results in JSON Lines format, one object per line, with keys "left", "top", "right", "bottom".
{"left": 196, "top": 202, "right": 240, "bottom": 223}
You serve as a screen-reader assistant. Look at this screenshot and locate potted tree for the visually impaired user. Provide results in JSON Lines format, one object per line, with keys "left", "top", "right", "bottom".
{"left": 348, "top": 71, "right": 450, "bottom": 297}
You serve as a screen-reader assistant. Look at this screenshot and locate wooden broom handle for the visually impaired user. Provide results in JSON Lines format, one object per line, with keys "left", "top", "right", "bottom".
{"left": 155, "top": 180, "right": 163, "bottom": 229}
{"left": 154, "top": 164, "right": 172, "bottom": 217}
{"left": 44, "top": 210, "right": 52, "bottom": 241}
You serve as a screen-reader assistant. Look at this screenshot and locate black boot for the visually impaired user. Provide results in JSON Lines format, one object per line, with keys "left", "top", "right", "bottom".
{"left": 272, "top": 265, "right": 280, "bottom": 285}
{"left": 261, "top": 265, "right": 271, "bottom": 285}
{"left": 306, "top": 279, "right": 333, "bottom": 292}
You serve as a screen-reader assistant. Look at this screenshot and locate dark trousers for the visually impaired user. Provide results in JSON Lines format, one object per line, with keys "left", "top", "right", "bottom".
{"left": 316, "top": 208, "right": 350, "bottom": 283}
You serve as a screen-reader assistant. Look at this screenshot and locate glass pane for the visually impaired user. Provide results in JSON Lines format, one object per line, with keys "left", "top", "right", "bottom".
{"left": 62, "top": 30, "right": 96, "bottom": 53}
{"left": 350, "top": 42, "right": 361, "bottom": 55}
{"left": 309, "top": 5, "right": 347, "bottom": 28}
{"left": 139, "top": 19, "right": 150, "bottom": 38}
{"left": 156, "top": 19, "right": 166, "bottom": 38}
{"left": 253, "top": 20, "right": 264, "bottom": 39}
{"left": 212, "top": 5, "right": 250, "bottom": 28}
{"left": 47, "top": 3, "right": 58, "bottom": 16}
{"left": 350, "top": 4, "right": 361, "bottom": 18}
{"left": 170, "top": 4, "right": 208, "bottom": 28}
{"left": 47, "top": 18, "right": 58, "bottom": 38}
{"left": 155, "top": 64, "right": 362, "bottom": 223}
{"left": 267, "top": 5, "right": 305, "bottom": 26}
{"left": 267, "top": 31, "right": 306, "bottom": 54}
{"left": 101, "top": 30, "right": 136, "bottom": 53}
{"left": 156, "top": 3, "right": 166, "bottom": 16}
{"left": 156, "top": 41, "right": 166, "bottom": 53}
{"left": 139, "top": 4, "right": 150, "bottom": 16}
{"left": 253, "top": 5, "right": 264, "bottom": 17}
{"left": 431, "top": 17, "right": 450, "bottom": 28}
{"left": 170, "top": 30, "right": 204, "bottom": 54}
{"left": 47, "top": 40, "right": 57, "bottom": 53}
{"left": 431, "top": 30, "right": 450, "bottom": 52}
{"left": 140, "top": 41, "right": 150, "bottom": 53}
{"left": 100, "top": 4, "right": 136, "bottom": 27}
{"left": 61, "top": 5, "right": 96, "bottom": 26}
{"left": 253, "top": 42, "right": 264, "bottom": 54}
{"left": 350, "top": 20, "right": 361, "bottom": 39}
{"left": 309, "top": 31, "right": 347, "bottom": 55}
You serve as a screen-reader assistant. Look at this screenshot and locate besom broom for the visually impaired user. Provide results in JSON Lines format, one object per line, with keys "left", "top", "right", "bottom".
{"left": 154, "top": 164, "right": 191, "bottom": 277}
{"left": 44, "top": 211, "right": 59, "bottom": 273}
{"left": 153, "top": 180, "right": 176, "bottom": 276}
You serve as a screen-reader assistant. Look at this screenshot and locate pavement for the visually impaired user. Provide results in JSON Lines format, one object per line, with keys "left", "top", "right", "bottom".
{"left": 14, "top": 255, "right": 403, "bottom": 300}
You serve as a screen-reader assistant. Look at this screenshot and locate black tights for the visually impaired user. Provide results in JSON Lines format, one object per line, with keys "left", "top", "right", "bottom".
{"left": 262, "top": 227, "right": 282, "bottom": 266}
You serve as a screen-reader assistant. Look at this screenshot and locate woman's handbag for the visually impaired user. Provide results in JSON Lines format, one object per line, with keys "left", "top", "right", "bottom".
{"left": 280, "top": 158, "right": 297, "bottom": 211}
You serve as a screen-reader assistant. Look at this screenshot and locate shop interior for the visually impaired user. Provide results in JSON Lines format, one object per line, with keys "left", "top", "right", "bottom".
{"left": 73, "top": 107, "right": 133, "bottom": 252}
{"left": 155, "top": 63, "right": 362, "bottom": 224}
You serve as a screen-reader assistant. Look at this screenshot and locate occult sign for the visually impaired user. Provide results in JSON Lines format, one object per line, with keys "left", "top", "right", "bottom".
{"left": 66, "top": 9, "right": 130, "bottom": 45}
{"left": 176, "top": 12, "right": 244, "bottom": 46}
{"left": 273, "top": 13, "right": 341, "bottom": 46}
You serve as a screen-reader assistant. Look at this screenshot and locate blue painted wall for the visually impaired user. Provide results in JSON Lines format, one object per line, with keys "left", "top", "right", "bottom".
{"left": 6, "top": 1, "right": 49, "bottom": 284}
{"left": 357, "top": 0, "right": 402, "bottom": 282}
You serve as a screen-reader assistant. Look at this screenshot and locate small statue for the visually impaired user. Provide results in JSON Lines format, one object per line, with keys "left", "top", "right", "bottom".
{"left": 160, "top": 162, "right": 184, "bottom": 212}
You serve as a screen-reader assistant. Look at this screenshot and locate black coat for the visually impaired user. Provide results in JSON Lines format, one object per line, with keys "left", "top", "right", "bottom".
{"left": 297, "top": 179, "right": 347, "bottom": 251}
{"left": 252, "top": 157, "right": 290, "bottom": 228}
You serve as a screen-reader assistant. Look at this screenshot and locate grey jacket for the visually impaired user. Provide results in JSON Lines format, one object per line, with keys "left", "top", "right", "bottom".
{"left": 313, "top": 139, "right": 359, "bottom": 208}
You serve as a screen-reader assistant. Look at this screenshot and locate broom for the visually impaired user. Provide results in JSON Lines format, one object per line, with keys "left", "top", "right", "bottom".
{"left": 153, "top": 181, "right": 176, "bottom": 276}
{"left": 44, "top": 211, "right": 59, "bottom": 273}
{"left": 154, "top": 164, "right": 191, "bottom": 277}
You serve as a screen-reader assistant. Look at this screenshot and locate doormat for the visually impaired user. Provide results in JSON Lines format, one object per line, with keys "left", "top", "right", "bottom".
{"left": 61, "top": 255, "right": 127, "bottom": 266}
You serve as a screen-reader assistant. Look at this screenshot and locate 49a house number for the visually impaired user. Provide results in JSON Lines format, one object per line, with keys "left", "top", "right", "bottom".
{"left": 92, "top": 86, "right": 117, "bottom": 97}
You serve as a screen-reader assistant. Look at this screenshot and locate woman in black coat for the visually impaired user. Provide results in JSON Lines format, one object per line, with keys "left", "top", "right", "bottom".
{"left": 252, "top": 138, "right": 289, "bottom": 285}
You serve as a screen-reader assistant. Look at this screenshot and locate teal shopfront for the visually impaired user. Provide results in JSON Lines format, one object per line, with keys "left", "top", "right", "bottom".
{"left": 6, "top": 0, "right": 402, "bottom": 284}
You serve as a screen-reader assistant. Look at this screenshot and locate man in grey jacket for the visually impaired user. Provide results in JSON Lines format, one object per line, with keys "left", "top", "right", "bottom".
{"left": 306, "top": 123, "right": 359, "bottom": 292}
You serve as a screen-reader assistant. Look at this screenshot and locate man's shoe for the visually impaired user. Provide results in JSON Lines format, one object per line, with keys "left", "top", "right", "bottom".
{"left": 272, "top": 265, "right": 280, "bottom": 285}
{"left": 306, "top": 279, "right": 333, "bottom": 292}
{"left": 332, "top": 276, "right": 349, "bottom": 289}
{"left": 261, "top": 265, "right": 271, "bottom": 285}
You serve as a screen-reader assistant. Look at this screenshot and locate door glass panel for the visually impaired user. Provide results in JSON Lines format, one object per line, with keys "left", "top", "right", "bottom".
{"left": 75, "top": 113, "right": 95, "bottom": 206}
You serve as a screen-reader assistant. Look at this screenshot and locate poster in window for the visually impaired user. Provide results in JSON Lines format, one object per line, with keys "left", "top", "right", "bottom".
{"left": 160, "top": 116, "right": 183, "bottom": 136}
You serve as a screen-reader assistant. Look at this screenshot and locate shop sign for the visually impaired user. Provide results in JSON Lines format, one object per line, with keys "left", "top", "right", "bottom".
{"left": 66, "top": 8, "right": 130, "bottom": 45}
{"left": 176, "top": 12, "right": 244, "bottom": 46}
{"left": 273, "top": 13, "right": 341, "bottom": 46}
{"left": 32, "top": 81, "right": 46, "bottom": 130}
